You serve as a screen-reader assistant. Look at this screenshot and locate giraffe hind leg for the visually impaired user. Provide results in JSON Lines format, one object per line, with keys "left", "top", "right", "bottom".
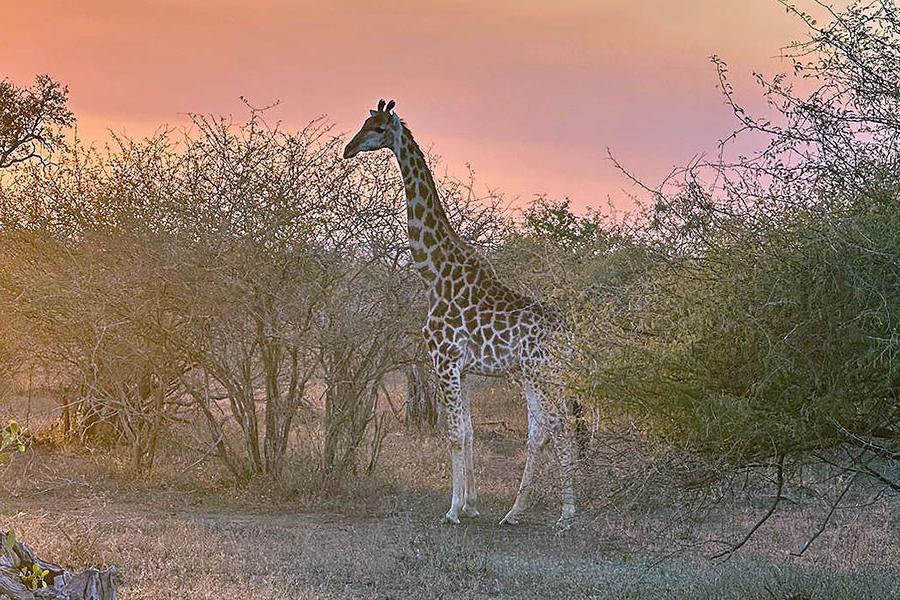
{"left": 460, "top": 402, "right": 480, "bottom": 517}
{"left": 551, "top": 415, "right": 577, "bottom": 528}
{"left": 500, "top": 380, "right": 549, "bottom": 525}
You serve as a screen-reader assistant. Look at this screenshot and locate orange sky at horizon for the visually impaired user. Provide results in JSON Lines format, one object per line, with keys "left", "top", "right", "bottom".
{"left": 2, "top": 1, "right": 819, "bottom": 211}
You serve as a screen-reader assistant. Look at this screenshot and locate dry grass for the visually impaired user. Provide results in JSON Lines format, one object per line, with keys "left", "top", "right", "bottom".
{"left": 1, "top": 383, "right": 898, "bottom": 599}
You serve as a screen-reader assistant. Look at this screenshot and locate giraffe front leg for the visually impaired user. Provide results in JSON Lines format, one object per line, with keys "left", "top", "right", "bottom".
{"left": 435, "top": 365, "right": 466, "bottom": 525}
{"left": 444, "top": 417, "right": 466, "bottom": 524}
{"left": 460, "top": 406, "right": 479, "bottom": 518}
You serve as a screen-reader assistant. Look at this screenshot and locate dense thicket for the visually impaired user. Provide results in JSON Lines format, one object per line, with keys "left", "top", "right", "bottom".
{"left": 0, "top": 109, "right": 506, "bottom": 479}
{"left": 568, "top": 1, "right": 900, "bottom": 544}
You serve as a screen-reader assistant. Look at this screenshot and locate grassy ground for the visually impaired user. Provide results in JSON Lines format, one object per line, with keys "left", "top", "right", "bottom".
{"left": 1, "top": 386, "right": 898, "bottom": 599}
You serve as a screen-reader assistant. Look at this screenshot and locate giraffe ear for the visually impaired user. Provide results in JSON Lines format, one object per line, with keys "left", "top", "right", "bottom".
{"left": 369, "top": 110, "right": 378, "bottom": 117}
{"left": 385, "top": 99, "right": 396, "bottom": 113}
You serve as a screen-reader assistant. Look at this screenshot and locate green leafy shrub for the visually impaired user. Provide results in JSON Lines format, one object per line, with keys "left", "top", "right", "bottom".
{"left": 577, "top": 0, "right": 900, "bottom": 485}
{"left": 19, "top": 563, "right": 50, "bottom": 590}
{"left": 583, "top": 190, "right": 899, "bottom": 463}
{"left": 0, "top": 420, "right": 27, "bottom": 463}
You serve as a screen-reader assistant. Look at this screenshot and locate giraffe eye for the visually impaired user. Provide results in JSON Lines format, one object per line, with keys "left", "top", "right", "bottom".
{"left": 373, "top": 127, "right": 385, "bottom": 134}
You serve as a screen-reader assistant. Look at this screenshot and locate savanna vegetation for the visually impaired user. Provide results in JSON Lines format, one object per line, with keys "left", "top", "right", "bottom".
{"left": 0, "top": 1, "right": 898, "bottom": 598}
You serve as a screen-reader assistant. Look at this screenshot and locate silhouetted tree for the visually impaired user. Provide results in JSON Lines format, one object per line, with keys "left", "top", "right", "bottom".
{"left": 0, "top": 75, "right": 73, "bottom": 169}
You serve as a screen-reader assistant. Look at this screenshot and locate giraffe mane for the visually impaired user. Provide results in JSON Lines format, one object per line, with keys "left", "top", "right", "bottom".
{"left": 400, "top": 120, "right": 414, "bottom": 142}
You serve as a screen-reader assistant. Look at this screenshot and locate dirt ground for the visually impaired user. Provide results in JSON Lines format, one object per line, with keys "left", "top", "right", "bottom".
{"left": 1, "top": 388, "right": 899, "bottom": 599}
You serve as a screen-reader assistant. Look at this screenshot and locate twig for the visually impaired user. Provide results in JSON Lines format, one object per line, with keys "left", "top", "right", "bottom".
{"left": 476, "top": 419, "right": 517, "bottom": 435}
{"left": 791, "top": 472, "right": 855, "bottom": 557}
{"left": 861, "top": 464, "right": 900, "bottom": 494}
{"left": 709, "top": 455, "right": 784, "bottom": 560}
{"left": 379, "top": 381, "right": 404, "bottom": 422}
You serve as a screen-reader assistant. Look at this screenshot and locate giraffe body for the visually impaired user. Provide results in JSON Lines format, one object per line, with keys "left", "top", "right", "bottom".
{"left": 344, "top": 100, "right": 577, "bottom": 526}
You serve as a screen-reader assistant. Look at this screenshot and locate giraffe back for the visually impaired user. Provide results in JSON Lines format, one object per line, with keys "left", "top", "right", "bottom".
{"left": 422, "top": 244, "right": 564, "bottom": 377}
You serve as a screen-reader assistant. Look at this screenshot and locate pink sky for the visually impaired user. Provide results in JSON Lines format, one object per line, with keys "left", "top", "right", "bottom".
{"left": 1, "top": 1, "right": 815, "bottom": 210}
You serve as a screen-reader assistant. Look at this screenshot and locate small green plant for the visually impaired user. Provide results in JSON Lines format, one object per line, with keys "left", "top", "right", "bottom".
{"left": 3, "top": 529, "right": 15, "bottom": 553}
{"left": 19, "top": 562, "right": 50, "bottom": 590}
{"left": 0, "top": 420, "right": 27, "bottom": 464}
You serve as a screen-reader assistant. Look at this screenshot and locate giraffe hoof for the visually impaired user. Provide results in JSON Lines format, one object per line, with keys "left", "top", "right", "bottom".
{"left": 443, "top": 512, "right": 461, "bottom": 525}
{"left": 555, "top": 514, "right": 575, "bottom": 531}
{"left": 498, "top": 513, "right": 519, "bottom": 526}
{"left": 461, "top": 505, "right": 480, "bottom": 518}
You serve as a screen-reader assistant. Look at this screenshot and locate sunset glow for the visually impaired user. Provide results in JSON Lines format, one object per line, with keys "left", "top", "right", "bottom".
{"left": 2, "top": 1, "right": 809, "bottom": 209}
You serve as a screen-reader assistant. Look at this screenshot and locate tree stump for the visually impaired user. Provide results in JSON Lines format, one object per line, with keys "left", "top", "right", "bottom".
{"left": 0, "top": 531, "right": 116, "bottom": 600}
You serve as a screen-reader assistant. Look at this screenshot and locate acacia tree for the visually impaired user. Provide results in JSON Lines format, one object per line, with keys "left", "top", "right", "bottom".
{"left": 0, "top": 109, "right": 338, "bottom": 476}
{"left": 0, "top": 214, "right": 194, "bottom": 471}
{"left": 0, "top": 75, "right": 74, "bottom": 425}
{"left": 144, "top": 112, "right": 347, "bottom": 480}
{"left": 0, "top": 75, "right": 73, "bottom": 169}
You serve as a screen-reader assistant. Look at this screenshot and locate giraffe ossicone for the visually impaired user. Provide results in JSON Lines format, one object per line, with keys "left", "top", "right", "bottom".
{"left": 344, "top": 99, "right": 580, "bottom": 527}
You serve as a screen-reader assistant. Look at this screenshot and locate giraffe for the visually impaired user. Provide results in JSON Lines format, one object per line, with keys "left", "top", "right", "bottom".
{"left": 343, "top": 99, "right": 579, "bottom": 527}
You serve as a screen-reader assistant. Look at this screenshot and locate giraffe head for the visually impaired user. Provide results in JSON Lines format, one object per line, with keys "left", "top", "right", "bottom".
{"left": 343, "top": 99, "right": 402, "bottom": 159}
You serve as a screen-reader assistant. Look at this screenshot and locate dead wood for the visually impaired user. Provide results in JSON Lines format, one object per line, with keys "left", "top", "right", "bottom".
{"left": 0, "top": 531, "right": 116, "bottom": 600}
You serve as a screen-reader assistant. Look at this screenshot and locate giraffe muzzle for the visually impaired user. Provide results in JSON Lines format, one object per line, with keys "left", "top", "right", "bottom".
{"left": 343, "top": 130, "right": 367, "bottom": 159}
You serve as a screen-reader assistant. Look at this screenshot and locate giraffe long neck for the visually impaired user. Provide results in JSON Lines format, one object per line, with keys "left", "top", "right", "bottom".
{"left": 394, "top": 127, "right": 465, "bottom": 282}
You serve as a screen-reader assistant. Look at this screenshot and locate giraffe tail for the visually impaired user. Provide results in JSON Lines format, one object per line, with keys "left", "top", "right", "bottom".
{"left": 572, "top": 399, "right": 589, "bottom": 459}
